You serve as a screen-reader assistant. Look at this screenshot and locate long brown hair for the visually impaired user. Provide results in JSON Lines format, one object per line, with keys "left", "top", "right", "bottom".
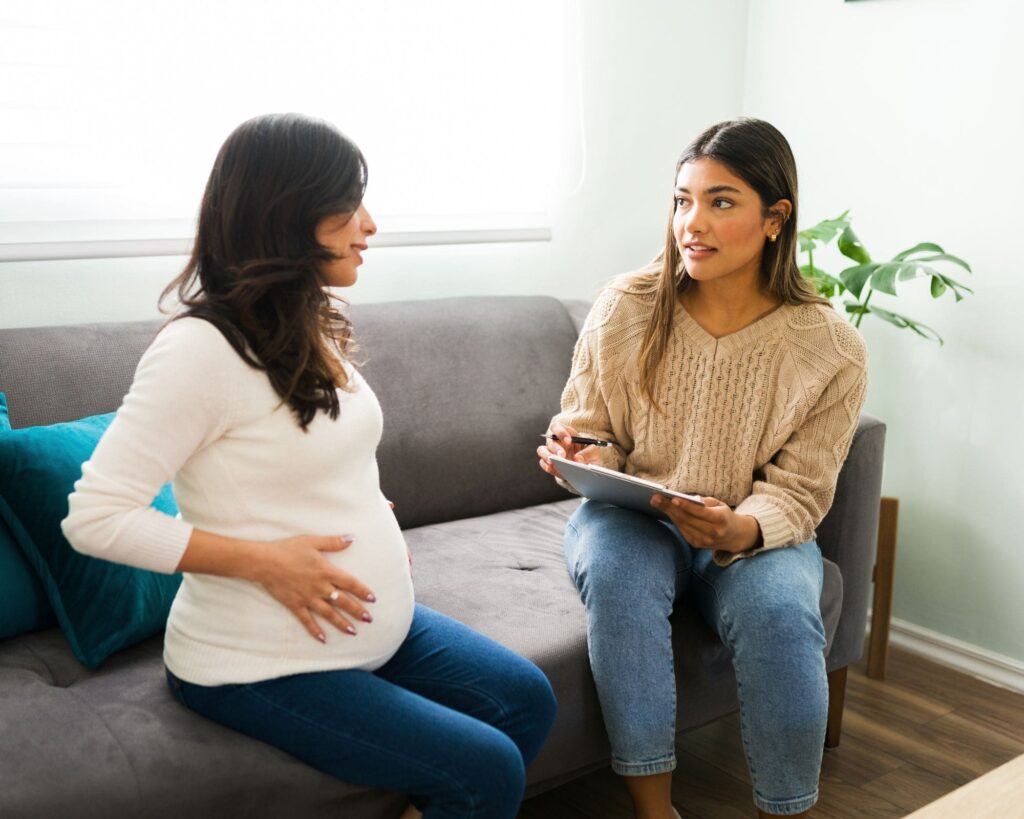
{"left": 161, "top": 113, "right": 367, "bottom": 430}
{"left": 633, "top": 118, "right": 826, "bottom": 405}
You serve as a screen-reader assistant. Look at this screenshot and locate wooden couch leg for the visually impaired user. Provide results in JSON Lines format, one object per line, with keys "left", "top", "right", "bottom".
{"left": 825, "top": 666, "right": 848, "bottom": 750}
{"left": 867, "top": 496, "right": 899, "bottom": 679}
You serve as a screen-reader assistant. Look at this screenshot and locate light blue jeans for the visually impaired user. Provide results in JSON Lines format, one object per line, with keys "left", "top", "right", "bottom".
{"left": 565, "top": 501, "right": 827, "bottom": 816}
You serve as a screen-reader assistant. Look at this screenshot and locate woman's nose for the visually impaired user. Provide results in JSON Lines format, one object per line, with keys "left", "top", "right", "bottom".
{"left": 359, "top": 205, "right": 378, "bottom": 236}
{"left": 682, "top": 203, "right": 707, "bottom": 235}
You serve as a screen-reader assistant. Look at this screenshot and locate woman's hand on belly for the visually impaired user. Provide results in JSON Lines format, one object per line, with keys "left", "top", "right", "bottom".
{"left": 252, "top": 534, "right": 378, "bottom": 643}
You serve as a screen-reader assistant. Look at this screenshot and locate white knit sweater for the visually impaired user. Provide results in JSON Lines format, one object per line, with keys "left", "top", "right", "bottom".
{"left": 62, "top": 317, "right": 415, "bottom": 685}
{"left": 554, "top": 278, "right": 869, "bottom": 566}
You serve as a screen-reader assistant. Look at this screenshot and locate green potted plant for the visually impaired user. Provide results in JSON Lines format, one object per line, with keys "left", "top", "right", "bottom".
{"left": 798, "top": 211, "right": 973, "bottom": 344}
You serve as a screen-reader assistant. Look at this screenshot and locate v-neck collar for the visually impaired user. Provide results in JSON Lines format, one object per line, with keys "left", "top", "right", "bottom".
{"left": 677, "top": 302, "right": 789, "bottom": 359}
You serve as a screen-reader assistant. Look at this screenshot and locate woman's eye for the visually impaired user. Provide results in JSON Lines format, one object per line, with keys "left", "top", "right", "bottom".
{"left": 713, "top": 198, "right": 734, "bottom": 209}
{"left": 674, "top": 197, "right": 689, "bottom": 209}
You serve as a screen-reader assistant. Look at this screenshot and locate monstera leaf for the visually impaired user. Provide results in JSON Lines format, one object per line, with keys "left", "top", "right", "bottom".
{"left": 798, "top": 212, "right": 973, "bottom": 345}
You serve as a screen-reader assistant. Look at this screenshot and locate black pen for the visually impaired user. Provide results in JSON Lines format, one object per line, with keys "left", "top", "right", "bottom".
{"left": 539, "top": 434, "right": 612, "bottom": 448}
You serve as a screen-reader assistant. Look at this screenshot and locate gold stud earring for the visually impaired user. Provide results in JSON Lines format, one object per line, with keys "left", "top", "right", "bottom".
{"left": 768, "top": 233, "right": 778, "bottom": 243}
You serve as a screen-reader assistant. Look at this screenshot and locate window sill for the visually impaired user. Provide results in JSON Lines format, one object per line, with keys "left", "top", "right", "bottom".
{"left": 0, "top": 219, "right": 553, "bottom": 262}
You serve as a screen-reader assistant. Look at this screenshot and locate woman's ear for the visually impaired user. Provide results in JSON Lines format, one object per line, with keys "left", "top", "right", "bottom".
{"left": 767, "top": 199, "right": 793, "bottom": 237}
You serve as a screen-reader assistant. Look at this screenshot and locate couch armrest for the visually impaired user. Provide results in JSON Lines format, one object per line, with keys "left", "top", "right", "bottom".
{"left": 816, "top": 412, "right": 886, "bottom": 670}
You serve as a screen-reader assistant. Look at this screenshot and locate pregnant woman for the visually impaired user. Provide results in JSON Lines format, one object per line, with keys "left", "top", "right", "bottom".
{"left": 64, "top": 112, "right": 556, "bottom": 819}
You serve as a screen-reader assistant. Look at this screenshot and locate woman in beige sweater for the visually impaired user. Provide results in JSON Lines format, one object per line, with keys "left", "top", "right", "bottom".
{"left": 538, "top": 119, "right": 867, "bottom": 818}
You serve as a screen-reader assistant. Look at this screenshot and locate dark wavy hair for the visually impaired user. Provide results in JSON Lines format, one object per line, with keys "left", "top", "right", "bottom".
{"left": 632, "top": 117, "right": 826, "bottom": 406}
{"left": 160, "top": 113, "right": 367, "bottom": 430}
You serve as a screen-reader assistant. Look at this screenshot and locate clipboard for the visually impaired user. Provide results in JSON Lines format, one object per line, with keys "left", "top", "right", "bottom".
{"left": 550, "top": 455, "right": 704, "bottom": 521}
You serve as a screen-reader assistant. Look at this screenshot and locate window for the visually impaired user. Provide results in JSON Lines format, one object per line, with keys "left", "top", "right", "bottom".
{"left": 0, "top": 0, "right": 574, "bottom": 259}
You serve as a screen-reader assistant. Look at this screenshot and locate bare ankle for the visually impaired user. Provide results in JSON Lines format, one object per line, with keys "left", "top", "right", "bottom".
{"left": 623, "top": 771, "right": 675, "bottom": 819}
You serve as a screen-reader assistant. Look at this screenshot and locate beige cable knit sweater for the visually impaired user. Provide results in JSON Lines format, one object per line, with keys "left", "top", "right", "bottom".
{"left": 553, "top": 276, "right": 868, "bottom": 566}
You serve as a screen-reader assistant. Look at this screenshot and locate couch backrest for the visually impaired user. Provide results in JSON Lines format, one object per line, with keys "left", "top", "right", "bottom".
{"left": 352, "top": 296, "right": 582, "bottom": 527}
{"left": 0, "top": 297, "right": 885, "bottom": 666}
{"left": 0, "top": 320, "right": 163, "bottom": 428}
{"left": 0, "top": 296, "right": 585, "bottom": 529}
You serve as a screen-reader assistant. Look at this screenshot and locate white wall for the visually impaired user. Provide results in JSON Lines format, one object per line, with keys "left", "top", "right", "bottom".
{"left": 744, "top": 0, "right": 1024, "bottom": 663}
{"left": 0, "top": 0, "right": 750, "bottom": 327}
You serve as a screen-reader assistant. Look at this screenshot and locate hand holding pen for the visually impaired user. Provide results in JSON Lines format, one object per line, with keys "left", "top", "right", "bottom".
{"left": 536, "top": 421, "right": 609, "bottom": 478}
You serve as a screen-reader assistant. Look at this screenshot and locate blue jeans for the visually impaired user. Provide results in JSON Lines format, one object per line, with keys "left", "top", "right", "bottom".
{"left": 565, "top": 501, "right": 827, "bottom": 816}
{"left": 165, "top": 603, "right": 557, "bottom": 819}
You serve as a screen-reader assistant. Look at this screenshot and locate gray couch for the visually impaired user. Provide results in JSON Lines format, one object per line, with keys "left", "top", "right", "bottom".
{"left": 0, "top": 295, "right": 885, "bottom": 819}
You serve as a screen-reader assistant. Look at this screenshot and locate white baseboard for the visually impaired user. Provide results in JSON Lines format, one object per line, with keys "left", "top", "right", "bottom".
{"left": 869, "top": 615, "right": 1024, "bottom": 695}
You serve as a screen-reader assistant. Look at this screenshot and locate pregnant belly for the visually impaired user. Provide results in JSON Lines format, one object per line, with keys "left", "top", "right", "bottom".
{"left": 167, "top": 514, "right": 415, "bottom": 671}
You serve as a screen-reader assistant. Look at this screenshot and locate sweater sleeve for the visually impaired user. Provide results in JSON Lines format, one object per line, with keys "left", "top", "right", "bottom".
{"left": 61, "top": 318, "right": 244, "bottom": 572}
{"left": 723, "top": 330, "right": 868, "bottom": 566}
{"left": 550, "top": 289, "right": 631, "bottom": 485}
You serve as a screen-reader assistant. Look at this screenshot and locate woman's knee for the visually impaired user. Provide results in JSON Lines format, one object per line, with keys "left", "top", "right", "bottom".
{"left": 728, "top": 587, "right": 827, "bottom": 653}
{"left": 715, "top": 550, "right": 824, "bottom": 639}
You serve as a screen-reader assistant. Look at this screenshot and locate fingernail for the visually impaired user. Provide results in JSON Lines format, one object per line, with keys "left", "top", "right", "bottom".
{"left": 345, "top": 625, "right": 357, "bottom": 636}
{"left": 317, "top": 633, "right": 326, "bottom": 644}
{"left": 361, "top": 612, "right": 373, "bottom": 623}
{"left": 365, "top": 593, "right": 376, "bottom": 603}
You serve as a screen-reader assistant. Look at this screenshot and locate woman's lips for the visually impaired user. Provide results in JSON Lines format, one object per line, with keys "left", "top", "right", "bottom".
{"left": 684, "top": 245, "right": 716, "bottom": 260}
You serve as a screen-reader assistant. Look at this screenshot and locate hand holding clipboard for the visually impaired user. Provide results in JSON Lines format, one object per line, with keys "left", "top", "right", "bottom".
{"left": 538, "top": 425, "right": 762, "bottom": 554}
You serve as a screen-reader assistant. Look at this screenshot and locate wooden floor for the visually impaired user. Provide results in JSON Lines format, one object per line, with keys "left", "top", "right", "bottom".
{"left": 519, "top": 646, "right": 1024, "bottom": 818}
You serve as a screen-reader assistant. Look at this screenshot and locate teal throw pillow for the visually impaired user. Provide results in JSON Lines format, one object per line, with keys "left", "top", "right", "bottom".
{"left": 0, "top": 517, "right": 57, "bottom": 640}
{"left": 0, "top": 393, "right": 57, "bottom": 639}
{"left": 0, "top": 398, "right": 182, "bottom": 667}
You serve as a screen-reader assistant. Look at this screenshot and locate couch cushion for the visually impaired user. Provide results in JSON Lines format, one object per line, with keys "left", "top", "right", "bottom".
{"left": 0, "top": 629, "right": 402, "bottom": 819}
{"left": 0, "top": 517, "right": 55, "bottom": 641}
{"left": 0, "top": 393, "right": 57, "bottom": 640}
{"left": 0, "top": 409, "right": 181, "bottom": 668}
